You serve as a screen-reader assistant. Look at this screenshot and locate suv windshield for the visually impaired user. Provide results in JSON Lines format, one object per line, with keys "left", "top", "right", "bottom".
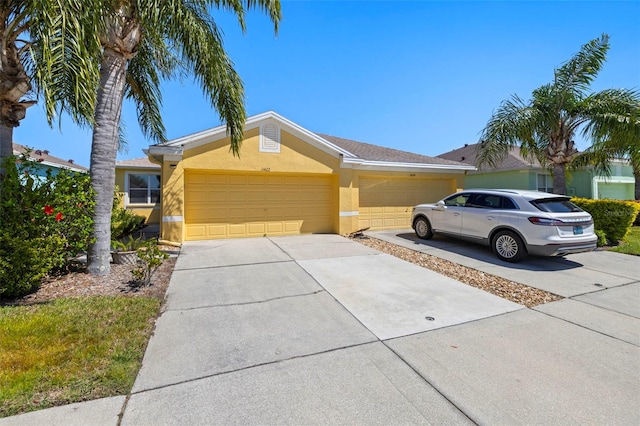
{"left": 530, "top": 198, "right": 583, "bottom": 213}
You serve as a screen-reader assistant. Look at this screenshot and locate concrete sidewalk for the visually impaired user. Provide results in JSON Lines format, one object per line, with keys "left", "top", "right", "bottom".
{"left": 3, "top": 234, "right": 638, "bottom": 425}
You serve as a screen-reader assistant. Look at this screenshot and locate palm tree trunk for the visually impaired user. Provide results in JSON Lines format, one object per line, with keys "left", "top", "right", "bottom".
{"left": 0, "top": 123, "right": 12, "bottom": 185}
{"left": 635, "top": 169, "right": 639, "bottom": 201}
{"left": 87, "top": 49, "right": 128, "bottom": 275}
{"left": 551, "top": 163, "right": 567, "bottom": 195}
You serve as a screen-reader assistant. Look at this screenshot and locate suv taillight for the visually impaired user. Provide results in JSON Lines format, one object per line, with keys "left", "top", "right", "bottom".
{"left": 528, "top": 217, "right": 565, "bottom": 226}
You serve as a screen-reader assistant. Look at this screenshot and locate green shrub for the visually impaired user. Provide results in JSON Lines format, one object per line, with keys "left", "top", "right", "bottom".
{"left": 111, "top": 193, "right": 146, "bottom": 240}
{"left": 0, "top": 232, "right": 64, "bottom": 299}
{"left": 631, "top": 200, "right": 640, "bottom": 226}
{"left": 595, "top": 229, "right": 608, "bottom": 247}
{"left": 571, "top": 198, "right": 640, "bottom": 244}
{"left": 0, "top": 153, "right": 95, "bottom": 298}
{"left": 131, "top": 240, "right": 169, "bottom": 287}
{"left": 111, "top": 235, "right": 146, "bottom": 252}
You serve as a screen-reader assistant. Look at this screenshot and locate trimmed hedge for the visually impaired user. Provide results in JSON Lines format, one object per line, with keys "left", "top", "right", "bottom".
{"left": 571, "top": 198, "right": 640, "bottom": 244}
{"left": 631, "top": 200, "right": 640, "bottom": 226}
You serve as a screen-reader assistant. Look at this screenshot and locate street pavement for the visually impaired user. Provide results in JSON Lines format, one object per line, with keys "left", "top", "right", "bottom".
{"left": 2, "top": 232, "right": 638, "bottom": 425}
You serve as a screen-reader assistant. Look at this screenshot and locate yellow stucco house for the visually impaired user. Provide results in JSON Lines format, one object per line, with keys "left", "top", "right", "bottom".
{"left": 116, "top": 111, "right": 474, "bottom": 245}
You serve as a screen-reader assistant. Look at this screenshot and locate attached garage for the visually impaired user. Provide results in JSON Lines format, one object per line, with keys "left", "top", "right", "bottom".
{"left": 184, "top": 171, "right": 334, "bottom": 240}
{"left": 146, "top": 112, "right": 473, "bottom": 244}
{"left": 596, "top": 181, "right": 634, "bottom": 200}
{"left": 358, "top": 177, "right": 456, "bottom": 230}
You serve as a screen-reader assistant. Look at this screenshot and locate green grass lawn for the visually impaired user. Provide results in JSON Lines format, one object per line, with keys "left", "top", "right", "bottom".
{"left": 610, "top": 226, "right": 640, "bottom": 256}
{"left": 0, "top": 296, "right": 161, "bottom": 417}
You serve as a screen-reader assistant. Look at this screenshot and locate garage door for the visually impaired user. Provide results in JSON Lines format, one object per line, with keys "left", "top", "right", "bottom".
{"left": 597, "top": 182, "right": 633, "bottom": 200}
{"left": 185, "top": 172, "right": 334, "bottom": 240}
{"left": 359, "top": 177, "right": 456, "bottom": 230}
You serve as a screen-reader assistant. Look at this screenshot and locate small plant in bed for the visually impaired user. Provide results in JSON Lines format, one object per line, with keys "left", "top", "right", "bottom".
{"left": 131, "top": 240, "right": 170, "bottom": 287}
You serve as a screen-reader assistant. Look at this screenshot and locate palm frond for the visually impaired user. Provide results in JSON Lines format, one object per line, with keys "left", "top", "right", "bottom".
{"left": 554, "top": 34, "right": 609, "bottom": 99}
{"left": 477, "top": 94, "right": 540, "bottom": 168}
{"left": 243, "top": 0, "right": 281, "bottom": 33}
{"left": 125, "top": 44, "right": 167, "bottom": 143}
{"left": 28, "top": 0, "right": 108, "bottom": 127}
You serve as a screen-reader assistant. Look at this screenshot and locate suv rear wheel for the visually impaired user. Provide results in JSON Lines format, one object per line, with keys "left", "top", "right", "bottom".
{"left": 492, "top": 230, "right": 526, "bottom": 262}
{"left": 414, "top": 217, "right": 433, "bottom": 240}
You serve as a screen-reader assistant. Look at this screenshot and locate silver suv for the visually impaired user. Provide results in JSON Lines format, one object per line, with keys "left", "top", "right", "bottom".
{"left": 411, "top": 189, "right": 597, "bottom": 262}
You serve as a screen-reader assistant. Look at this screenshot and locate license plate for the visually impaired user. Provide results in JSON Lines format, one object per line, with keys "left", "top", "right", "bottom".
{"left": 573, "top": 226, "right": 583, "bottom": 235}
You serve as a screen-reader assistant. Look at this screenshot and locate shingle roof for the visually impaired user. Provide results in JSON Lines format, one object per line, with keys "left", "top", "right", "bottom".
{"left": 116, "top": 157, "right": 160, "bottom": 169}
{"left": 13, "top": 143, "right": 88, "bottom": 172}
{"left": 437, "top": 143, "right": 543, "bottom": 172}
{"left": 316, "top": 133, "right": 468, "bottom": 166}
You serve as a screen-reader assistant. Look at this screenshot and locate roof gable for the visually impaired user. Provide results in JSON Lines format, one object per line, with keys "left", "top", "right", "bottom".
{"left": 158, "top": 111, "right": 353, "bottom": 159}
{"left": 148, "top": 111, "right": 475, "bottom": 172}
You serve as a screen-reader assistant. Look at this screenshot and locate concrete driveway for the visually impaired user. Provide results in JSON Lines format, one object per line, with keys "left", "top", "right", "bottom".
{"left": 3, "top": 233, "right": 639, "bottom": 425}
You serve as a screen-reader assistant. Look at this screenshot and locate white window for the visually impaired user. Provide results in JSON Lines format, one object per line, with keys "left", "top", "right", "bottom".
{"left": 537, "top": 174, "right": 554, "bottom": 193}
{"left": 126, "top": 173, "right": 160, "bottom": 205}
{"left": 260, "top": 124, "right": 280, "bottom": 153}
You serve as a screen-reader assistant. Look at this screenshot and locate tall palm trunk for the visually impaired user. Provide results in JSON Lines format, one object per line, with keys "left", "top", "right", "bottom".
{"left": 87, "top": 48, "right": 128, "bottom": 275}
{"left": 635, "top": 169, "right": 640, "bottom": 201}
{"left": 547, "top": 138, "right": 577, "bottom": 195}
{"left": 0, "top": 123, "right": 12, "bottom": 179}
{"left": 551, "top": 163, "right": 567, "bottom": 195}
{"left": 0, "top": 32, "right": 32, "bottom": 186}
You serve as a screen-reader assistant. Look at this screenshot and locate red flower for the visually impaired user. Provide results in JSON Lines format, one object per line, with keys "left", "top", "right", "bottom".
{"left": 55, "top": 212, "right": 63, "bottom": 222}
{"left": 44, "top": 205, "right": 54, "bottom": 215}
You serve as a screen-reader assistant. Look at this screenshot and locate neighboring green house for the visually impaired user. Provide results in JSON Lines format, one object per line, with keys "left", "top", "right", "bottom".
{"left": 13, "top": 143, "right": 88, "bottom": 176}
{"left": 438, "top": 143, "right": 635, "bottom": 200}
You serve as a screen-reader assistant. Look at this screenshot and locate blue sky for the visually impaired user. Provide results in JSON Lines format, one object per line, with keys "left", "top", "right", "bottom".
{"left": 14, "top": 0, "right": 640, "bottom": 167}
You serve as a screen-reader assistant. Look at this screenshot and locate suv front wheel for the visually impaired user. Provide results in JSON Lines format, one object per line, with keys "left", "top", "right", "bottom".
{"left": 414, "top": 217, "right": 433, "bottom": 240}
{"left": 492, "top": 230, "right": 526, "bottom": 262}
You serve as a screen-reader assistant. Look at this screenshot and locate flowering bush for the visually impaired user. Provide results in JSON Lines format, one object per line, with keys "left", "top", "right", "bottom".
{"left": 0, "top": 153, "right": 95, "bottom": 299}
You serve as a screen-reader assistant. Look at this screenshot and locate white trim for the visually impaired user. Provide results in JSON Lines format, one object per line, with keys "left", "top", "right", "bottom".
{"left": 157, "top": 111, "right": 355, "bottom": 160}
{"left": 149, "top": 111, "right": 477, "bottom": 173}
{"left": 339, "top": 211, "right": 359, "bottom": 217}
{"left": 124, "top": 171, "right": 161, "bottom": 207}
{"left": 163, "top": 216, "right": 183, "bottom": 223}
{"left": 22, "top": 158, "right": 87, "bottom": 173}
{"left": 145, "top": 146, "right": 183, "bottom": 162}
{"left": 341, "top": 158, "right": 475, "bottom": 173}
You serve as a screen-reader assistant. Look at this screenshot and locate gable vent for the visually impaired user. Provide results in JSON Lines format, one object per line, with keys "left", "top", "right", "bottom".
{"left": 260, "top": 124, "right": 280, "bottom": 153}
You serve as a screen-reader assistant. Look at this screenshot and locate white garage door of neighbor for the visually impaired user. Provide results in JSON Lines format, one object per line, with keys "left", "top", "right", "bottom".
{"left": 597, "top": 182, "right": 633, "bottom": 200}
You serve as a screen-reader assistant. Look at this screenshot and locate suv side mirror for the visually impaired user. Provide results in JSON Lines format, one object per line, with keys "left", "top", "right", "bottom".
{"left": 436, "top": 200, "right": 446, "bottom": 210}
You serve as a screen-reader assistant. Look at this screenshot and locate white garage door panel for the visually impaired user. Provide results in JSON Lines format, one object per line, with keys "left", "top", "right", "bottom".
{"left": 597, "top": 182, "right": 633, "bottom": 200}
{"left": 185, "top": 172, "right": 333, "bottom": 240}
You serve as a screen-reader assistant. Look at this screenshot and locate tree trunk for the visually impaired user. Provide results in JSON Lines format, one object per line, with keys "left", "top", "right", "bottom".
{"left": 87, "top": 49, "right": 128, "bottom": 275}
{"left": 551, "top": 163, "right": 567, "bottom": 195}
{"left": 635, "top": 168, "right": 640, "bottom": 201}
{"left": 0, "top": 123, "right": 12, "bottom": 185}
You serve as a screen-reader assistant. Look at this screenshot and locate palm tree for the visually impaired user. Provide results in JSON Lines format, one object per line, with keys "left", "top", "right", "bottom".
{"left": 87, "top": 0, "right": 281, "bottom": 275}
{"left": 477, "top": 34, "right": 640, "bottom": 195}
{"left": 0, "top": 1, "right": 101, "bottom": 183}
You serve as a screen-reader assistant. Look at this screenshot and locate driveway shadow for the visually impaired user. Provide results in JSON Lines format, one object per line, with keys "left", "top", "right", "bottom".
{"left": 393, "top": 232, "right": 584, "bottom": 271}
